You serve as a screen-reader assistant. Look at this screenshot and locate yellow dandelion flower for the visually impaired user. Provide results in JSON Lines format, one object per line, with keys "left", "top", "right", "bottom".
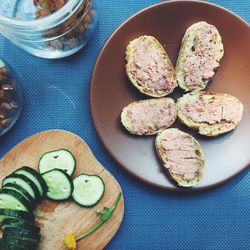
{"left": 64, "top": 233, "right": 77, "bottom": 249}
{"left": 63, "top": 193, "right": 122, "bottom": 248}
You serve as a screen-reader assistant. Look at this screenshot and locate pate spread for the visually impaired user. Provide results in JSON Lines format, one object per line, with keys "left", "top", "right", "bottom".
{"left": 160, "top": 129, "right": 201, "bottom": 181}
{"left": 179, "top": 94, "right": 242, "bottom": 129}
{"left": 126, "top": 100, "right": 177, "bottom": 134}
{"left": 130, "top": 37, "right": 175, "bottom": 93}
{"left": 184, "top": 24, "right": 221, "bottom": 88}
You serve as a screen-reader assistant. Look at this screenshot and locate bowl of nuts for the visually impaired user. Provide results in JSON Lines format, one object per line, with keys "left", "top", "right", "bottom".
{"left": 0, "top": 59, "right": 23, "bottom": 136}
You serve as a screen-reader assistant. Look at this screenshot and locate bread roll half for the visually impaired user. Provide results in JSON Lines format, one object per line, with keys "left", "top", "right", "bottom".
{"left": 121, "top": 98, "right": 177, "bottom": 135}
{"left": 177, "top": 91, "right": 244, "bottom": 136}
{"left": 176, "top": 22, "right": 224, "bottom": 91}
{"left": 126, "top": 35, "right": 177, "bottom": 97}
{"left": 156, "top": 128, "right": 205, "bottom": 187}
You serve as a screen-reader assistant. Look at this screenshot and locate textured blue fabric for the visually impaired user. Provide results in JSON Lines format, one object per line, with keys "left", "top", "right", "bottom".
{"left": 1, "top": 1, "right": 250, "bottom": 249}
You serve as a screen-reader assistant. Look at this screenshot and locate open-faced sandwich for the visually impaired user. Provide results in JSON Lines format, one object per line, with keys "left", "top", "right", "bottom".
{"left": 175, "top": 21, "right": 224, "bottom": 91}
{"left": 125, "top": 35, "right": 177, "bottom": 97}
{"left": 155, "top": 128, "right": 205, "bottom": 187}
{"left": 121, "top": 98, "right": 177, "bottom": 135}
{"left": 177, "top": 91, "right": 244, "bottom": 136}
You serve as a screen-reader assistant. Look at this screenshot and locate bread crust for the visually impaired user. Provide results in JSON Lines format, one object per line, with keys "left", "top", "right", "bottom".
{"left": 177, "top": 91, "right": 244, "bottom": 136}
{"left": 175, "top": 21, "right": 224, "bottom": 92}
{"left": 155, "top": 128, "right": 205, "bottom": 187}
{"left": 126, "top": 35, "right": 177, "bottom": 97}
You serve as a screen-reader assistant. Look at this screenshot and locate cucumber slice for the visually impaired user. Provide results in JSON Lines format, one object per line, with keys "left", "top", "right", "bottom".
{"left": 3, "top": 227, "right": 41, "bottom": 240}
{"left": 2, "top": 183, "right": 36, "bottom": 209}
{"left": 42, "top": 169, "right": 73, "bottom": 201}
{"left": 0, "top": 237, "right": 38, "bottom": 250}
{"left": 0, "top": 190, "right": 32, "bottom": 212}
{"left": 39, "top": 149, "right": 76, "bottom": 176}
{"left": 72, "top": 174, "right": 105, "bottom": 207}
{"left": 14, "top": 166, "right": 48, "bottom": 198}
{"left": 2, "top": 174, "right": 40, "bottom": 201}
{"left": 0, "top": 209, "right": 34, "bottom": 223}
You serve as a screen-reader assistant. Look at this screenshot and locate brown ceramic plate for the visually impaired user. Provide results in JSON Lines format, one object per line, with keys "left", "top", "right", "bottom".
{"left": 90, "top": 0, "right": 250, "bottom": 191}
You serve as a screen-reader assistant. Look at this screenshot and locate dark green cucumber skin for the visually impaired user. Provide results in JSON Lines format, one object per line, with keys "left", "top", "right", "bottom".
{"left": 2, "top": 225, "right": 40, "bottom": 237}
{"left": 0, "top": 239, "right": 26, "bottom": 250}
{"left": 2, "top": 227, "right": 41, "bottom": 240}
{"left": 0, "top": 189, "right": 32, "bottom": 212}
{"left": 0, "top": 237, "right": 38, "bottom": 250}
{"left": 38, "top": 149, "right": 76, "bottom": 176}
{"left": 72, "top": 174, "right": 105, "bottom": 207}
{"left": 14, "top": 166, "right": 48, "bottom": 197}
{"left": 3, "top": 174, "right": 40, "bottom": 201}
{"left": 42, "top": 169, "right": 74, "bottom": 201}
{"left": 2, "top": 183, "right": 36, "bottom": 209}
{"left": 1, "top": 221, "right": 40, "bottom": 235}
{"left": 0, "top": 209, "right": 34, "bottom": 223}
{"left": 1, "top": 218, "right": 34, "bottom": 229}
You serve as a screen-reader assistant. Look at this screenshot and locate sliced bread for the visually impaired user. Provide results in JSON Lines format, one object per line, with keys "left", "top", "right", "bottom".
{"left": 125, "top": 35, "right": 177, "bottom": 97}
{"left": 155, "top": 128, "right": 205, "bottom": 187}
{"left": 175, "top": 21, "right": 224, "bottom": 91}
{"left": 177, "top": 91, "right": 244, "bottom": 136}
{"left": 121, "top": 98, "right": 177, "bottom": 135}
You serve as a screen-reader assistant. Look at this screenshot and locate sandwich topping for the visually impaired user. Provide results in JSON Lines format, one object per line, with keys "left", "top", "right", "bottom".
{"left": 184, "top": 24, "right": 222, "bottom": 89}
{"left": 129, "top": 36, "right": 176, "bottom": 93}
{"left": 159, "top": 129, "right": 202, "bottom": 181}
{"left": 178, "top": 93, "right": 243, "bottom": 126}
{"left": 125, "top": 100, "right": 177, "bottom": 135}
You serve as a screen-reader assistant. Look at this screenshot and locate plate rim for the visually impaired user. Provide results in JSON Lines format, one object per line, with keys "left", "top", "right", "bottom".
{"left": 90, "top": 0, "right": 250, "bottom": 192}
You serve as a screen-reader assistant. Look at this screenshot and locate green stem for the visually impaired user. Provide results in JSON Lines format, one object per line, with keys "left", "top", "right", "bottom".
{"left": 76, "top": 221, "right": 104, "bottom": 241}
{"left": 75, "top": 192, "right": 122, "bottom": 241}
{"left": 111, "top": 192, "right": 122, "bottom": 211}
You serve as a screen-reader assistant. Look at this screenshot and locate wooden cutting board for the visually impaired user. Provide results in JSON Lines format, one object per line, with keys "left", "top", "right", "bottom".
{"left": 0, "top": 130, "right": 124, "bottom": 249}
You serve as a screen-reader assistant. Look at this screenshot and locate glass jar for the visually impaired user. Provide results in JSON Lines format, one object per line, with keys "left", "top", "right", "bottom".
{"left": 0, "top": 0, "right": 98, "bottom": 59}
{"left": 0, "top": 59, "right": 23, "bottom": 137}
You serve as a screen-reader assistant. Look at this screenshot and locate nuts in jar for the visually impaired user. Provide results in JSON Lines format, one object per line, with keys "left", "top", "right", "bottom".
{"left": 34, "top": 0, "right": 95, "bottom": 52}
{"left": 0, "top": 60, "right": 23, "bottom": 136}
{"left": 0, "top": 0, "right": 98, "bottom": 58}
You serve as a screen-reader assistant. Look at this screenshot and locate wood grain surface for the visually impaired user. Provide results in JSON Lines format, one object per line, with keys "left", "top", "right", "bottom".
{"left": 0, "top": 130, "right": 124, "bottom": 249}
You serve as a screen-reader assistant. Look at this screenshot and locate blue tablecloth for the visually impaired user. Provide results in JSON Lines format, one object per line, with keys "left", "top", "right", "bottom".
{"left": 1, "top": 1, "right": 250, "bottom": 249}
